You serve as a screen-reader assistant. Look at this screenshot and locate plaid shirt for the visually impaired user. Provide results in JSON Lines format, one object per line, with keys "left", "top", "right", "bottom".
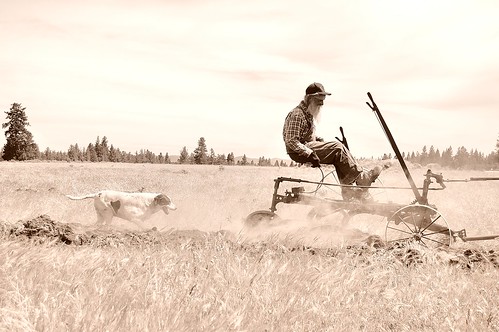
{"left": 283, "top": 100, "right": 316, "bottom": 157}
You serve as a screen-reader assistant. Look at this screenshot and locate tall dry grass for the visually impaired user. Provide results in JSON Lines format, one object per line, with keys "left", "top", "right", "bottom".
{"left": 0, "top": 162, "right": 498, "bottom": 331}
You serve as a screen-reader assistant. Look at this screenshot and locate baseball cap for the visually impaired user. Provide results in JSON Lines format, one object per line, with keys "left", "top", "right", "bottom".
{"left": 305, "top": 82, "right": 331, "bottom": 96}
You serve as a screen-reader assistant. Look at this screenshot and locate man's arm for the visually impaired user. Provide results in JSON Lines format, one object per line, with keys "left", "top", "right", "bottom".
{"left": 283, "top": 112, "right": 313, "bottom": 157}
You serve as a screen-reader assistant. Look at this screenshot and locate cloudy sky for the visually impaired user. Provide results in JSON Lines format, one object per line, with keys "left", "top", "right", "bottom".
{"left": 1, "top": 0, "right": 498, "bottom": 160}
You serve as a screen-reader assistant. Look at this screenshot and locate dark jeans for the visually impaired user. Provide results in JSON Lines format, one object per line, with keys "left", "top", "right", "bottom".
{"left": 288, "top": 140, "right": 362, "bottom": 184}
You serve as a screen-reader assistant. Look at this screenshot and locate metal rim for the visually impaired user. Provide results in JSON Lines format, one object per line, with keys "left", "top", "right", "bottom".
{"left": 385, "top": 204, "right": 452, "bottom": 247}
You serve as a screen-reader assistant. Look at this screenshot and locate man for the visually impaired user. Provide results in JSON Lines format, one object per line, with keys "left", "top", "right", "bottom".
{"left": 283, "top": 82, "right": 383, "bottom": 201}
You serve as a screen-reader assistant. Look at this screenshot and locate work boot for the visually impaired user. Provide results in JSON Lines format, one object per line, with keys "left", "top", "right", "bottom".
{"left": 355, "top": 165, "right": 383, "bottom": 187}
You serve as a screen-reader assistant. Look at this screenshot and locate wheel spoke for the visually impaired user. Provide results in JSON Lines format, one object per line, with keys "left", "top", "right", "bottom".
{"left": 387, "top": 225, "right": 414, "bottom": 236}
{"left": 410, "top": 212, "right": 421, "bottom": 232}
{"left": 420, "top": 231, "right": 450, "bottom": 246}
{"left": 387, "top": 236, "right": 413, "bottom": 243}
{"left": 395, "top": 214, "right": 415, "bottom": 233}
{"left": 421, "top": 214, "right": 441, "bottom": 233}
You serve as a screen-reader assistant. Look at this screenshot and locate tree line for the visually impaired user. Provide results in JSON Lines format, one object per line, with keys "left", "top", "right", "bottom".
{"left": 2, "top": 102, "right": 499, "bottom": 169}
{"left": 382, "top": 144, "right": 498, "bottom": 170}
{"left": 1, "top": 103, "right": 283, "bottom": 166}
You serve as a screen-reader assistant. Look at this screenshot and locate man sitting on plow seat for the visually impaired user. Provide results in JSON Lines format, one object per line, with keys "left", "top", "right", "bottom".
{"left": 283, "top": 82, "right": 385, "bottom": 201}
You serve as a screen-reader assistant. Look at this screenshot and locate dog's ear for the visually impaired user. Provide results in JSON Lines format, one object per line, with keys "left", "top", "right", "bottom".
{"left": 110, "top": 200, "right": 121, "bottom": 213}
{"left": 154, "top": 194, "right": 166, "bottom": 205}
{"left": 155, "top": 194, "right": 177, "bottom": 211}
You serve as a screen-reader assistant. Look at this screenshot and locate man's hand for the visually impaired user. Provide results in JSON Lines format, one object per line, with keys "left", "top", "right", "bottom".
{"left": 307, "top": 151, "right": 321, "bottom": 168}
{"left": 316, "top": 136, "right": 324, "bottom": 142}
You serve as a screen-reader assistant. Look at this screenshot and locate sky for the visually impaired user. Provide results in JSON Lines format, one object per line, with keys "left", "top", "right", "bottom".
{"left": 1, "top": 0, "right": 498, "bottom": 160}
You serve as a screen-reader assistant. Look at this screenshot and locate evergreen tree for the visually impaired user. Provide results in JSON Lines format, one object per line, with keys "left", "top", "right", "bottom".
{"left": 217, "top": 154, "right": 226, "bottom": 165}
{"left": 428, "top": 145, "right": 436, "bottom": 164}
{"left": 227, "top": 152, "right": 235, "bottom": 165}
{"left": 496, "top": 136, "right": 499, "bottom": 163}
{"left": 2, "top": 103, "right": 40, "bottom": 160}
{"left": 193, "top": 137, "right": 208, "bottom": 164}
{"left": 68, "top": 144, "right": 82, "bottom": 161}
{"left": 95, "top": 136, "right": 102, "bottom": 161}
{"left": 100, "top": 136, "right": 109, "bottom": 162}
{"left": 208, "top": 148, "right": 216, "bottom": 165}
{"left": 109, "top": 144, "right": 119, "bottom": 162}
{"left": 178, "top": 146, "right": 189, "bottom": 164}
{"left": 420, "top": 145, "right": 428, "bottom": 165}
{"left": 42, "top": 147, "right": 52, "bottom": 161}
{"left": 241, "top": 154, "right": 248, "bottom": 166}
{"left": 441, "top": 146, "right": 453, "bottom": 167}
{"left": 454, "top": 146, "right": 469, "bottom": 168}
{"left": 87, "top": 143, "right": 97, "bottom": 162}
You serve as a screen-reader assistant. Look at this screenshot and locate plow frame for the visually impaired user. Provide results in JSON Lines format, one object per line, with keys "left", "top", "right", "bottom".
{"left": 245, "top": 93, "right": 499, "bottom": 246}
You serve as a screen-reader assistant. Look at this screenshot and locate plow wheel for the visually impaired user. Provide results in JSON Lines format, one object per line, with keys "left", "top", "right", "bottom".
{"left": 244, "top": 210, "right": 281, "bottom": 228}
{"left": 385, "top": 205, "right": 453, "bottom": 248}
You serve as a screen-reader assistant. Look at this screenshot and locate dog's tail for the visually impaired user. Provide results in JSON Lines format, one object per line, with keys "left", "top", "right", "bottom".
{"left": 65, "top": 193, "right": 98, "bottom": 200}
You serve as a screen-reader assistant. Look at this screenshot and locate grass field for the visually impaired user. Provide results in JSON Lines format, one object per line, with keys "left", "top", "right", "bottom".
{"left": 1, "top": 162, "right": 498, "bottom": 331}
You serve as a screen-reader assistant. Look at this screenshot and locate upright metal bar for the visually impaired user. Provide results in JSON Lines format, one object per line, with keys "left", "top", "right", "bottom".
{"left": 366, "top": 92, "right": 425, "bottom": 204}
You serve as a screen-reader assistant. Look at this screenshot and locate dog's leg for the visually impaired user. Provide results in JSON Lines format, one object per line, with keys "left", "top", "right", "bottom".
{"left": 96, "top": 209, "right": 113, "bottom": 226}
{"left": 93, "top": 196, "right": 114, "bottom": 226}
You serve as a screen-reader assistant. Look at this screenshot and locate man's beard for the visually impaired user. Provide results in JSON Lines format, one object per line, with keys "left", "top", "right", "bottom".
{"left": 309, "top": 104, "right": 322, "bottom": 123}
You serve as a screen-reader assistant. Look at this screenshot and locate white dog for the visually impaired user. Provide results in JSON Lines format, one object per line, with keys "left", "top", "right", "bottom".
{"left": 66, "top": 190, "right": 176, "bottom": 229}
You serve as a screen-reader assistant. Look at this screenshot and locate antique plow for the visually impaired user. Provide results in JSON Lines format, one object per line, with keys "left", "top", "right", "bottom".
{"left": 245, "top": 93, "right": 499, "bottom": 247}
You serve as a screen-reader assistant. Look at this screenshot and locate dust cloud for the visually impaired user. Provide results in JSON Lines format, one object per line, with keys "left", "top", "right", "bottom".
{"left": 235, "top": 214, "right": 382, "bottom": 248}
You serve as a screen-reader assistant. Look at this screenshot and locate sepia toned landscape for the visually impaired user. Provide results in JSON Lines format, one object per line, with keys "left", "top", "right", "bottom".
{"left": 3, "top": 1, "right": 499, "bottom": 331}
{"left": 1, "top": 162, "right": 498, "bottom": 331}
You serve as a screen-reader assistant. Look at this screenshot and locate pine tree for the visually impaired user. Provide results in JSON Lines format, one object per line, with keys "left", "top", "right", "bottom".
{"left": 227, "top": 152, "right": 235, "bottom": 165}
{"left": 441, "top": 146, "right": 453, "bottom": 167}
{"left": 95, "top": 136, "right": 102, "bottom": 161}
{"left": 178, "top": 146, "right": 189, "bottom": 164}
{"left": 87, "top": 143, "right": 97, "bottom": 162}
{"left": 496, "top": 136, "right": 499, "bottom": 163}
{"left": 217, "top": 154, "right": 226, "bottom": 165}
{"left": 208, "top": 148, "right": 216, "bottom": 165}
{"left": 241, "top": 154, "right": 248, "bottom": 166}
{"left": 2, "top": 103, "right": 40, "bottom": 160}
{"left": 109, "top": 144, "right": 119, "bottom": 162}
{"left": 454, "top": 146, "right": 469, "bottom": 168}
{"left": 193, "top": 137, "right": 208, "bottom": 164}
{"left": 428, "top": 145, "right": 436, "bottom": 164}
{"left": 68, "top": 144, "right": 83, "bottom": 161}
{"left": 420, "top": 145, "right": 428, "bottom": 165}
{"left": 100, "top": 136, "right": 109, "bottom": 162}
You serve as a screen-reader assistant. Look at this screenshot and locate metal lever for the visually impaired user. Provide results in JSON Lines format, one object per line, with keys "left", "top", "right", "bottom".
{"left": 335, "top": 126, "right": 349, "bottom": 150}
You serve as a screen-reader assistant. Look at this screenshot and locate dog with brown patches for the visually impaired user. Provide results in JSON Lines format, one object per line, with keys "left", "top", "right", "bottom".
{"left": 66, "top": 190, "right": 176, "bottom": 229}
